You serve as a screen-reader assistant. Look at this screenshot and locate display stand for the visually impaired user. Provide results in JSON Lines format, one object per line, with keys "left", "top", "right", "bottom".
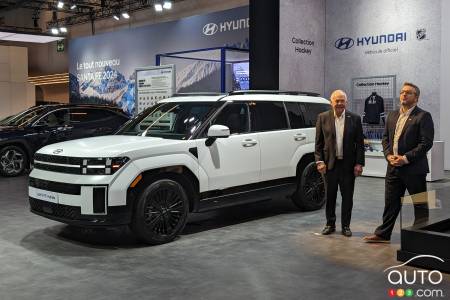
{"left": 397, "top": 188, "right": 450, "bottom": 273}
{"left": 362, "top": 141, "right": 445, "bottom": 182}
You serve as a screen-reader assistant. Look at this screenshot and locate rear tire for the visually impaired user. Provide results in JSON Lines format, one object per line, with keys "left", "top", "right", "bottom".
{"left": 292, "top": 161, "right": 326, "bottom": 211}
{"left": 0, "top": 145, "right": 28, "bottom": 177}
{"left": 130, "top": 179, "right": 189, "bottom": 245}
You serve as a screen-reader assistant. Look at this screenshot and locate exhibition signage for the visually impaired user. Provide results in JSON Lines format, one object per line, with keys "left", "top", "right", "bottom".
{"left": 135, "top": 65, "right": 176, "bottom": 114}
{"left": 69, "top": 6, "right": 249, "bottom": 116}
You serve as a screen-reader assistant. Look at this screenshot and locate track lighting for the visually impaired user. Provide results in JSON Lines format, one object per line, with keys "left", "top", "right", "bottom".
{"left": 51, "top": 28, "right": 59, "bottom": 35}
{"left": 154, "top": 4, "right": 163, "bottom": 12}
{"left": 57, "top": 1, "right": 64, "bottom": 9}
{"left": 113, "top": 14, "right": 120, "bottom": 21}
{"left": 122, "top": 12, "right": 130, "bottom": 19}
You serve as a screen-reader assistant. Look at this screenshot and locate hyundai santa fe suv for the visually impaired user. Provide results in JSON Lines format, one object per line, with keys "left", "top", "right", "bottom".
{"left": 29, "top": 91, "right": 330, "bottom": 244}
{"left": 0, "top": 104, "right": 129, "bottom": 177}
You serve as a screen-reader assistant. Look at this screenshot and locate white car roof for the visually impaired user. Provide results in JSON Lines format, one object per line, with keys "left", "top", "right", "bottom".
{"left": 160, "top": 93, "right": 329, "bottom": 104}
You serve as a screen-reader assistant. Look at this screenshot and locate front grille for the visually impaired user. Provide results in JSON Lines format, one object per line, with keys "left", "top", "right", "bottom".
{"left": 33, "top": 154, "right": 110, "bottom": 175}
{"left": 30, "top": 197, "right": 80, "bottom": 220}
{"left": 29, "top": 177, "right": 81, "bottom": 195}
{"left": 34, "top": 154, "right": 83, "bottom": 165}
{"left": 34, "top": 163, "right": 81, "bottom": 175}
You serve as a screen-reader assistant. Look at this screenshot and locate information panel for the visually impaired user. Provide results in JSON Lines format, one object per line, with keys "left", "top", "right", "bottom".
{"left": 135, "top": 65, "right": 176, "bottom": 114}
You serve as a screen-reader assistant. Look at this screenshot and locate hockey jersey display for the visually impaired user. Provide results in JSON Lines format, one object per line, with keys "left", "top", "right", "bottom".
{"left": 363, "top": 92, "right": 385, "bottom": 124}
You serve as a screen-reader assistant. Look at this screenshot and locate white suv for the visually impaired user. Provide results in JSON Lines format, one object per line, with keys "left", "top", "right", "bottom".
{"left": 29, "top": 91, "right": 330, "bottom": 244}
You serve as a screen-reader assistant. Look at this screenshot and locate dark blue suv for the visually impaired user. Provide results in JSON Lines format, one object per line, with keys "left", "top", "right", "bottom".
{"left": 0, "top": 104, "right": 129, "bottom": 177}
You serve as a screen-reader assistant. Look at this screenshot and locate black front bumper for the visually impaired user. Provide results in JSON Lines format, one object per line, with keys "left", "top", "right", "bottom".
{"left": 29, "top": 197, "right": 132, "bottom": 227}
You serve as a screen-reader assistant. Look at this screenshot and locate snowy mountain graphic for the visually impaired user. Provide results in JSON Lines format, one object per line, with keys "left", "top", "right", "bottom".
{"left": 71, "top": 66, "right": 135, "bottom": 115}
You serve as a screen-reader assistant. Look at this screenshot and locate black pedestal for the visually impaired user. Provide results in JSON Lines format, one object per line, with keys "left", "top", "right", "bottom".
{"left": 397, "top": 218, "right": 450, "bottom": 273}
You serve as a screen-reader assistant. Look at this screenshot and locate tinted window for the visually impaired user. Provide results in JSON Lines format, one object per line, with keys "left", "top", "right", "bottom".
{"left": 285, "top": 102, "right": 305, "bottom": 129}
{"left": 70, "top": 108, "right": 114, "bottom": 123}
{"left": 40, "top": 109, "right": 70, "bottom": 127}
{"left": 211, "top": 103, "right": 249, "bottom": 134}
{"left": 250, "top": 101, "right": 288, "bottom": 132}
{"left": 300, "top": 103, "right": 330, "bottom": 127}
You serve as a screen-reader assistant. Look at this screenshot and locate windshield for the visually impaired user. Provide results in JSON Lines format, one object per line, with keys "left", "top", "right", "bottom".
{"left": 117, "top": 102, "right": 220, "bottom": 140}
{"left": 0, "top": 106, "right": 47, "bottom": 127}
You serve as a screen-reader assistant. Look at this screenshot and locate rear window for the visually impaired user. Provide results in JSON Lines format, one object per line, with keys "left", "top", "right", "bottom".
{"left": 249, "top": 101, "right": 288, "bottom": 132}
{"left": 299, "top": 103, "right": 330, "bottom": 128}
{"left": 70, "top": 108, "right": 115, "bottom": 123}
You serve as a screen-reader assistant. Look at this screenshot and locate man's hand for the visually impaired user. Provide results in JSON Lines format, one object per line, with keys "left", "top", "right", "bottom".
{"left": 387, "top": 154, "right": 398, "bottom": 165}
{"left": 317, "top": 162, "right": 327, "bottom": 174}
{"left": 391, "top": 155, "right": 408, "bottom": 167}
{"left": 354, "top": 164, "right": 363, "bottom": 177}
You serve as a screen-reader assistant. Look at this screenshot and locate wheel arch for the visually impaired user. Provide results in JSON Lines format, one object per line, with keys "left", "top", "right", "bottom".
{"left": 128, "top": 165, "right": 199, "bottom": 213}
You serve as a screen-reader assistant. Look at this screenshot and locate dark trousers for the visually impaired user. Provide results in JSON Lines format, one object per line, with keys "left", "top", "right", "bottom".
{"left": 325, "top": 160, "right": 355, "bottom": 228}
{"left": 374, "top": 171, "right": 429, "bottom": 239}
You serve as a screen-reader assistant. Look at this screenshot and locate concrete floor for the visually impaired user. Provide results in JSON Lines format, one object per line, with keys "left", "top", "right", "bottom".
{"left": 1, "top": 174, "right": 449, "bottom": 300}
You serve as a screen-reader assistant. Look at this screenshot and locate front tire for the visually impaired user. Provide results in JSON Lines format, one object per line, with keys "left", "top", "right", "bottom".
{"left": 0, "top": 145, "right": 28, "bottom": 177}
{"left": 131, "top": 179, "right": 189, "bottom": 245}
{"left": 292, "top": 161, "right": 326, "bottom": 211}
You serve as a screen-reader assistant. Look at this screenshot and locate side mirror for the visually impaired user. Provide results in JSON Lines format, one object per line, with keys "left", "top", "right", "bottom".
{"left": 205, "top": 124, "right": 230, "bottom": 146}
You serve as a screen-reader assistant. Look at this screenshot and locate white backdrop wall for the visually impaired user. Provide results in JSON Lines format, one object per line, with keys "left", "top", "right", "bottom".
{"left": 440, "top": 0, "right": 450, "bottom": 169}
{"left": 325, "top": 0, "right": 441, "bottom": 138}
{"left": 279, "top": 0, "right": 325, "bottom": 95}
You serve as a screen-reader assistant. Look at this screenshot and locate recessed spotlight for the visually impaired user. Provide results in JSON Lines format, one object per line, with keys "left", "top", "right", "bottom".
{"left": 57, "top": 1, "right": 64, "bottom": 9}
{"left": 154, "top": 4, "right": 163, "bottom": 12}
{"left": 113, "top": 14, "right": 120, "bottom": 21}
{"left": 122, "top": 12, "right": 130, "bottom": 19}
{"left": 59, "top": 27, "right": 67, "bottom": 33}
{"left": 163, "top": 1, "right": 172, "bottom": 10}
{"left": 51, "top": 28, "right": 59, "bottom": 35}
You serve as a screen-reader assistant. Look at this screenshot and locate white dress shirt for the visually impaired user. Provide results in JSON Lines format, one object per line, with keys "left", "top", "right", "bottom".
{"left": 393, "top": 106, "right": 415, "bottom": 156}
{"left": 335, "top": 110, "right": 345, "bottom": 159}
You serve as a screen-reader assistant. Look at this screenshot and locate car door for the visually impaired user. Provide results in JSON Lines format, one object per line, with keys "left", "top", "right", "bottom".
{"left": 196, "top": 102, "right": 261, "bottom": 191}
{"left": 249, "top": 101, "right": 295, "bottom": 181}
{"left": 69, "top": 108, "right": 117, "bottom": 139}
{"left": 34, "top": 108, "right": 73, "bottom": 145}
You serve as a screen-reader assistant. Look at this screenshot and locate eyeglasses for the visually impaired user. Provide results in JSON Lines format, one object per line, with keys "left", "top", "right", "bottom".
{"left": 400, "top": 90, "right": 416, "bottom": 95}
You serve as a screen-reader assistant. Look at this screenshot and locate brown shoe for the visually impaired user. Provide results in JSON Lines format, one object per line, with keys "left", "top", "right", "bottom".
{"left": 363, "top": 234, "right": 390, "bottom": 243}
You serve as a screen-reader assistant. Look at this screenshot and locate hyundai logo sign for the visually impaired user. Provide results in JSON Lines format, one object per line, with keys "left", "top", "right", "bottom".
{"left": 53, "top": 149, "right": 63, "bottom": 154}
{"left": 335, "top": 37, "right": 354, "bottom": 50}
{"left": 203, "top": 23, "right": 218, "bottom": 36}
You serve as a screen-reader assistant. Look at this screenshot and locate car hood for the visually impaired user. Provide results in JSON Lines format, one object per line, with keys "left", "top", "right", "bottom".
{"left": 37, "top": 135, "right": 187, "bottom": 158}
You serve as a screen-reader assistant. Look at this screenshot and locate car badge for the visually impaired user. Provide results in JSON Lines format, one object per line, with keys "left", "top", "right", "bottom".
{"left": 53, "top": 149, "right": 63, "bottom": 154}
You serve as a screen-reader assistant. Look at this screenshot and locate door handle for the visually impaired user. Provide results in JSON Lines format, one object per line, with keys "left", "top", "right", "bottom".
{"left": 242, "top": 139, "right": 258, "bottom": 147}
{"left": 294, "top": 133, "right": 307, "bottom": 141}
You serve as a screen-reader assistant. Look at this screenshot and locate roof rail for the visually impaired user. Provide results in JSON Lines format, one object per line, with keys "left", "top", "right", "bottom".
{"left": 228, "top": 90, "right": 321, "bottom": 97}
{"left": 172, "top": 92, "right": 225, "bottom": 97}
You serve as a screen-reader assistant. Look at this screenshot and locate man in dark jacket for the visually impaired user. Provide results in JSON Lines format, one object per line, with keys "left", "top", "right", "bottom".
{"left": 315, "top": 90, "right": 365, "bottom": 237}
{"left": 364, "top": 82, "right": 434, "bottom": 243}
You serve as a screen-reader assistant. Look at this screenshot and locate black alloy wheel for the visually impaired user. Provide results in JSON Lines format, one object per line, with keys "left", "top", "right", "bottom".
{"left": 131, "top": 179, "right": 189, "bottom": 245}
{"left": 0, "top": 146, "right": 28, "bottom": 177}
{"left": 292, "top": 161, "right": 326, "bottom": 211}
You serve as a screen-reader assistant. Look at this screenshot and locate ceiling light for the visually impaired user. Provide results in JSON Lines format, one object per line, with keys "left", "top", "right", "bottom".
{"left": 163, "top": 1, "right": 172, "bottom": 9}
{"left": 59, "top": 27, "right": 67, "bottom": 33}
{"left": 51, "top": 28, "right": 59, "bottom": 35}
{"left": 113, "top": 14, "right": 120, "bottom": 21}
{"left": 70, "top": 4, "right": 77, "bottom": 10}
{"left": 57, "top": 1, "right": 64, "bottom": 9}
{"left": 154, "top": 4, "right": 163, "bottom": 12}
{"left": 121, "top": 12, "right": 130, "bottom": 19}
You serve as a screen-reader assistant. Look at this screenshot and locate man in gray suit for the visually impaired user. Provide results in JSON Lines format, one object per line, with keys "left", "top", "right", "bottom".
{"left": 315, "top": 90, "right": 365, "bottom": 237}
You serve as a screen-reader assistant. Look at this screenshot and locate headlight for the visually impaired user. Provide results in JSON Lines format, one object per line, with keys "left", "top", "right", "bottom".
{"left": 82, "top": 157, "right": 130, "bottom": 175}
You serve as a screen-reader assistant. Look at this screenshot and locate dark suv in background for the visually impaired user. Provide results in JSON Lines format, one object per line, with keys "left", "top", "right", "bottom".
{"left": 0, "top": 104, "right": 129, "bottom": 177}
